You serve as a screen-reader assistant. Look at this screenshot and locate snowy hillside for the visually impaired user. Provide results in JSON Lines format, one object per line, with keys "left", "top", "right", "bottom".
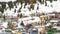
{"left": 0, "top": 0, "right": 60, "bottom": 16}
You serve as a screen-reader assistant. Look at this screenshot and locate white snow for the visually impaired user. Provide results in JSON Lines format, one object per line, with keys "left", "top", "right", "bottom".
{"left": 45, "top": 23, "right": 51, "bottom": 26}
{"left": 53, "top": 26, "right": 60, "bottom": 30}
{"left": 22, "top": 17, "right": 40, "bottom": 25}
{"left": 2, "top": 0, "right": 60, "bottom": 17}
{"left": 1, "top": 21, "right": 8, "bottom": 28}
{"left": 50, "top": 20, "right": 59, "bottom": 22}
{"left": 18, "top": 16, "right": 40, "bottom": 25}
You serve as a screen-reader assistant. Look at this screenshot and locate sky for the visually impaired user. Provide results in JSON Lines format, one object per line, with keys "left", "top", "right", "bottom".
{"left": 0, "top": 0, "right": 16, "bottom": 2}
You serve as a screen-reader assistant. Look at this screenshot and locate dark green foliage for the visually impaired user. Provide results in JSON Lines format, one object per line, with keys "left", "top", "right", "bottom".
{"left": 47, "top": 27, "right": 58, "bottom": 34}
{"left": 3, "top": 14, "right": 5, "bottom": 20}
{"left": 20, "top": 14, "right": 23, "bottom": 18}
{"left": 25, "top": 0, "right": 30, "bottom": 4}
{"left": 46, "top": 0, "right": 53, "bottom": 3}
{"left": 8, "top": 1, "right": 13, "bottom": 9}
{"left": 2, "top": 3, "right": 6, "bottom": 9}
{"left": 0, "top": 16, "right": 1, "bottom": 18}
{"left": 30, "top": 0, "right": 36, "bottom": 3}
{"left": 54, "top": 0, "right": 57, "bottom": 1}
{"left": 50, "top": 0, "right": 53, "bottom": 3}
{"left": 5, "top": 29, "right": 12, "bottom": 32}
{"left": 20, "top": 21, "right": 24, "bottom": 26}
{"left": 0, "top": 2, "right": 6, "bottom": 13}
{"left": 0, "top": 8, "right": 4, "bottom": 13}
{"left": 38, "top": 0, "right": 44, "bottom": 4}
{"left": 45, "top": 0, "right": 47, "bottom": 6}
{"left": 17, "top": 0, "right": 24, "bottom": 4}
{"left": 47, "top": 32, "right": 52, "bottom": 34}
{"left": 13, "top": 1, "right": 17, "bottom": 6}
{"left": 38, "top": 0, "right": 42, "bottom": 3}
{"left": 30, "top": 4, "right": 34, "bottom": 9}
{"left": 57, "top": 23, "right": 60, "bottom": 26}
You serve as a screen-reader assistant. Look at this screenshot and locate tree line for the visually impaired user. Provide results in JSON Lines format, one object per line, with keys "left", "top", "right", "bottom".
{"left": 0, "top": 0, "right": 57, "bottom": 13}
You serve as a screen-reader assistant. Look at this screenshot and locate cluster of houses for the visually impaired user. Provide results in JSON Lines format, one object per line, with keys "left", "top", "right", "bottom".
{"left": 0, "top": 9, "right": 60, "bottom": 34}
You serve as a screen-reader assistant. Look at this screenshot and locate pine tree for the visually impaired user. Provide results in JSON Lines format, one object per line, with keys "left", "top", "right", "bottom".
{"left": 20, "top": 21, "right": 24, "bottom": 26}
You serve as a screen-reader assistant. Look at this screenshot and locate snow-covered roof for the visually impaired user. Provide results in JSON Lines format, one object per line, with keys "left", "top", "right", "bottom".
{"left": 46, "top": 14, "right": 55, "bottom": 16}
{"left": 32, "top": 28, "right": 37, "bottom": 30}
{"left": 40, "top": 14, "right": 55, "bottom": 18}
{"left": 53, "top": 26, "right": 60, "bottom": 30}
{"left": 1, "top": 21, "right": 8, "bottom": 28}
{"left": 35, "top": 25, "right": 45, "bottom": 28}
{"left": 45, "top": 23, "right": 51, "bottom": 26}
{"left": 18, "top": 17, "right": 40, "bottom": 25}
{"left": 50, "top": 20, "right": 59, "bottom": 22}
{"left": 21, "top": 17, "right": 32, "bottom": 21}
{"left": 21, "top": 17, "right": 39, "bottom": 21}
{"left": 40, "top": 15, "right": 47, "bottom": 17}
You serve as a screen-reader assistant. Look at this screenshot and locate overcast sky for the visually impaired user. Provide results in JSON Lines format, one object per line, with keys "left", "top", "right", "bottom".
{"left": 0, "top": 0, "right": 16, "bottom": 2}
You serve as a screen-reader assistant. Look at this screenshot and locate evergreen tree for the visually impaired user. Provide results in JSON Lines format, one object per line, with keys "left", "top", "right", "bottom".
{"left": 20, "top": 21, "right": 24, "bottom": 26}
{"left": 8, "top": 1, "right": 13, "bottom": 9}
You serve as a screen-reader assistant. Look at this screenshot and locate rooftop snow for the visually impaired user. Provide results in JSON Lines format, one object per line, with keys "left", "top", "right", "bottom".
{"left": 50, "top": 20, "right": 59, "bottom": 22}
